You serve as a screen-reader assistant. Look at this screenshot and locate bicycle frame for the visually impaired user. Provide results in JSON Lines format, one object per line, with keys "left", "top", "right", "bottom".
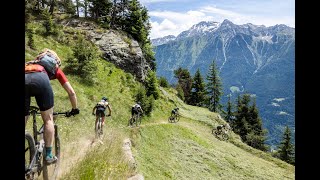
{"left": 129, "top": 112, "right": 141, "bottom": 127}
{"left": 25, "top": 107, "right": 45, "bottom": 177}
{"left": 25, "top": 106, "right": 68, "bottom": 180}
{"left": 213, "top": 126, "right": 229, "bottom": 141}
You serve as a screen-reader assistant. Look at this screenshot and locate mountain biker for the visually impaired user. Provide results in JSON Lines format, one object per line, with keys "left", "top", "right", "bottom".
{"left": 131, "top": 102, "right": 143, "bottom": 120}
{"left": 25, "top": 48, "right": 80, "bottom": 164}
{"left": 92, "top": 97, "right": 112, "bottom": 133}
{"left": 216, "top": 124, "right": 224, "bottom": 134}
{"left": 171, "top": 107, "right": 179, "bottom": 117}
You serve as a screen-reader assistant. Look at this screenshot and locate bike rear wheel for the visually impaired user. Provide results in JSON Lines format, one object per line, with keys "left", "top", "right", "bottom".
{"left": 175, "top": 115, "right": 180, "bottom": 122}
{"left": 42, "top": 124, "right": 60, "bottom": 180}
{"left": 95, "top": 117, "right": 103, "bottom": 139}
{"left": 25, "top": 132, "right": 36, "bottom": 179}
{"left": 168, "top": 116, "right": 173, "bottom": 123}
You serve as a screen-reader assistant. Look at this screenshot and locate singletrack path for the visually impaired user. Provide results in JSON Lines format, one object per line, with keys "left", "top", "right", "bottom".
{"left": 57, "top": 134, "right": 99, "bottom": 179}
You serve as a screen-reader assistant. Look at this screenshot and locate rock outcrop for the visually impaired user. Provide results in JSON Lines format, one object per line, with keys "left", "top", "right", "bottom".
{"left": 61, "top": 19, "right": 150, "bottom": 82}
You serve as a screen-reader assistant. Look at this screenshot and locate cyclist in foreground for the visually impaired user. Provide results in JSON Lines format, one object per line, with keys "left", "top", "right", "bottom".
{"left": 92, "top": 97, "right": 112, "bottom": 133}
{"left": 131, "top": 102, "right": 143, "bottom": 120}
{"left": 25, "top": 48, "right": 80, "bottom": 164}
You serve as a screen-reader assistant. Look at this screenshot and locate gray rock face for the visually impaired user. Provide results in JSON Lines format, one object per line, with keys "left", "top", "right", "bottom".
{"left": 61, "top": 19, "right": 150, "bottom": 82}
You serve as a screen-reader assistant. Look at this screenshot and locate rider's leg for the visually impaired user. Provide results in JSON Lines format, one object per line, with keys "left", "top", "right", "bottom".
{"left": 95, "top": 114, "right": 99, "bottom": 132}
{"left": 40, "top": 107, "right": 57, "bottom": 162}
{"left": 131, "top": 107, "right": 135, "bottom": 119}
{"left": 101, "top": 116, "right": 105, "bottom": 126}
{"left": 30, "top": 72, "right": 56, "bottom": 163}
{"left": 101, "top": 116, "right": 105, "bottom": 134}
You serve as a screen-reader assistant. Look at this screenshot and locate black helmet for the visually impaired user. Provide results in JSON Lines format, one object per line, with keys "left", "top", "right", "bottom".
{"left": 102, "top": 97, "right": 108, "bottom": 101}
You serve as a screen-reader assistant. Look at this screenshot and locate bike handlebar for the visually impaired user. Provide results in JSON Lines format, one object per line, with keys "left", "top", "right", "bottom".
{"left": 53, "top": 112, "right": 72, "bottom": 117}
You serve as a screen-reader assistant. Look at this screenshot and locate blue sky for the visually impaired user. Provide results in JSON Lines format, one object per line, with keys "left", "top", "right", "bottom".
{"left": 139, "top": 0, "right": 295, "bottom": 39}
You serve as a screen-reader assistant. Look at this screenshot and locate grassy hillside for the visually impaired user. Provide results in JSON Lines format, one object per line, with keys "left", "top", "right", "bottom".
{"left": 25, "top": 21, "right": 294, "bottom": 180}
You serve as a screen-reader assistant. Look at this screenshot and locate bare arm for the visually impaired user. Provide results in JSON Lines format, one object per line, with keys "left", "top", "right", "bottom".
{"left": 62, "top": 82, "right": 77, "bottom": 109}
{"left": 92, "top": 106, "right": 96, "bottom": 114}
{"left": 107, "top": 104, "right": 112, "bottom": 116}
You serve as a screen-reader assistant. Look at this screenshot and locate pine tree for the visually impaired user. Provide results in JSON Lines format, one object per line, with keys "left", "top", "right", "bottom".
{"left": 205, "top": 59, "right": 223, "bottom": 112}
{"left": 145, "top": 70, "right": 160, "bottom": 100}
{"left": 225, "top": 95, "right": 234, "bottom": 123}
{"left": 233, "top": 94, "right": 268, "bottom": 151}
{"left": 174, "top": 67, "right": 192, "bottom": 104}
{"left": 277, "top": 126, "right": 295, "bottom": 165}
{"left": 135, "top": 85, "right": 147, "bottom": 116}
{"left": 190, "top": 69, "right": 206, "bottom": 106}
{"left": 88, "top": 0, "right": 113, "bottom": 21}
{"left": 158, "top": 76, "right": 169, "bottom": 88}
{"left": 176, "top": 84, "right": 185, "bottom": 101}
{"left": 26, "top": 28, "right": 35, "bottom": 50}
{"left": 246, "top": 98, "right": 268, "bottom": 151}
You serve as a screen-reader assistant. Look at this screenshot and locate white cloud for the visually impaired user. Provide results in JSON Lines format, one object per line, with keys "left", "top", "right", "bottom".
{"left": 149, "top": 5, "right": 294, "bottom": 39}
{"left": 149, "top": 10, "right": 214, "bottom": 38}
{"left": 200, "top": 6, "right": 294, "bottom": 27}
{"left": 140, "top": 0, "right": 177, "bottom": 3}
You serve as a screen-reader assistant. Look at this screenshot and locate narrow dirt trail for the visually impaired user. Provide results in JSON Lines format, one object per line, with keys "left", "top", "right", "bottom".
{"left": 57, "top": 134, "right": 100, "bottom": 179}
{"left": 56, "top": 120, "right": 172, "bottom": 179}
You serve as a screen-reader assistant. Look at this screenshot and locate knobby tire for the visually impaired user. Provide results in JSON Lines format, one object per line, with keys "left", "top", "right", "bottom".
{"left": 136, "top": 114, "right": 141, "bottom": 126}
{"left": 25, "top": 132, "right": 36, "bottom": 179}
{"left": 222, "top": 133, "right": 229, "bottom": 141}
{"left": 175, "top": 114, "right": 180, "bottom": 122}
{"left": 96, "top": 117, "right": 103, "bottom": 139}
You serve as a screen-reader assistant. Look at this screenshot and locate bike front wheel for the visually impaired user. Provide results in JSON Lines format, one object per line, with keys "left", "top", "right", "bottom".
{"left": 222, "top": 133, "right": 229, "bottom": 141}
{"left": 136, "top": 115, "right": 141, "bottom": 127}
{"left": 25, "top": 132, "right": 36, "bottom": 179}
{"left": 211, "top": 128, "right": 216, "bottom": 135}
{"left": 42, "top": 124, "right": 61, "bottom": 180}
{"left": 175, "top": 115, "right": 180, "bottom": 123}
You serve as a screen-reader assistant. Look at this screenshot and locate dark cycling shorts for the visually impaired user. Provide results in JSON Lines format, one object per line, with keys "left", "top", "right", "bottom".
{"left": 96, "top": 109, "right": 106, "bottom": 117}
{"left": 25, "top": 72, "right": 54, "bottom": 116}
{"left": 131, "top": 107, "right": 139, "bottom": 116}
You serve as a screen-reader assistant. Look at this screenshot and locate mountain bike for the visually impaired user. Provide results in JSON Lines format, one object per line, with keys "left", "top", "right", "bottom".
{"left": 128, "top": 112, "right": 141, "bottom": 127}
{"left": 25, "top": 106, "right": 71, "bottom": 180}
{"left": 212, "top": 126, "right": 229, "bottom": 141}
{"left": 168, "top": 113, "right": 180, "bottom": 123}
{"left": 94, "top": 113, "right": 111, "bottom": 140}
{"left": 95, "top": 114, "right": 103, "bottom": 140}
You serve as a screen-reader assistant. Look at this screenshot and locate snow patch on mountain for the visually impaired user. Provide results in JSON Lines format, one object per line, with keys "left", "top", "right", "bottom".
{"left": 273, "top": 98, "right": 286, "bottom": 102}
{"left": 253, "top": 35, "right": 273, "bottom": 44}
{"left": 277, "top": 111, "right": 290, "bottom": 116}
{"left": 271, "top": 102, "right": 280, "bottom": 107}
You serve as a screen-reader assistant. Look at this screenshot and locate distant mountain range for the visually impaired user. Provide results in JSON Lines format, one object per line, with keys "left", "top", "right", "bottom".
{"left": 151, "top": 19, "right": 295, "bottom": 147}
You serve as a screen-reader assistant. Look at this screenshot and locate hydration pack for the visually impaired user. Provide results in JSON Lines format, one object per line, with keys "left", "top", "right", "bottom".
{"left": 25, "top": 49, "right": 61, "bottom": 79}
